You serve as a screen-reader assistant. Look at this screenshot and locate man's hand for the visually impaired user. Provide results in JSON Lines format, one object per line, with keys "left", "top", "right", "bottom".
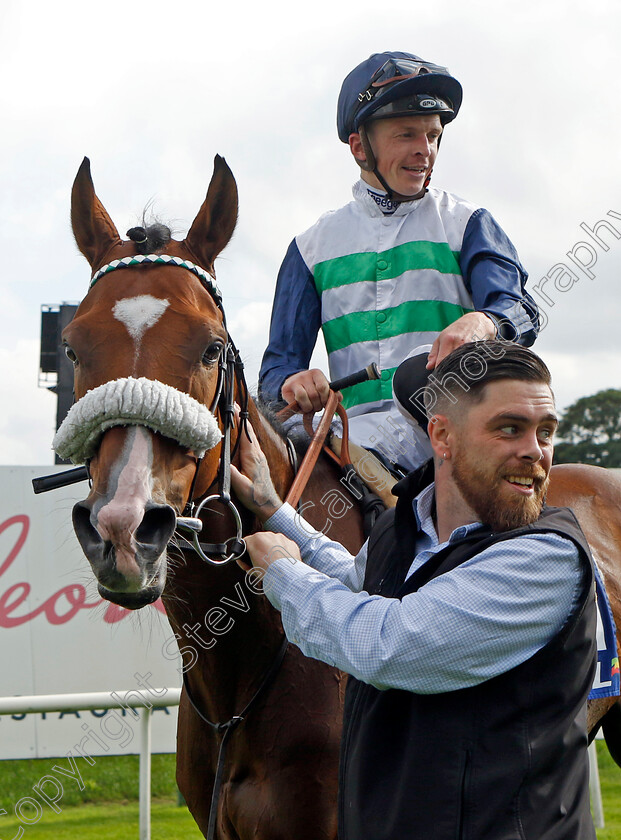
{"left": 238, "top": 532, "right": 302, "bottom": 572}
{"left": 230, "top": 416, "right": 283, "bottom": 522}
{"left": 426, "top": 312, "right": 497, "bottom": 369}
{"left": 281, "top": 369, "right": 331, "bottom": 413}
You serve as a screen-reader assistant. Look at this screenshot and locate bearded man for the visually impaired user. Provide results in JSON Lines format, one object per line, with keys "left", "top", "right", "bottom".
{"left": 232, "top": 341, "right": 597, "bottom": 840}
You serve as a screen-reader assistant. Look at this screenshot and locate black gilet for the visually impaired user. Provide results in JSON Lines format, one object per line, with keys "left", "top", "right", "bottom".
{"left": 338, "top": 463, "right": 597, "bottom": 840}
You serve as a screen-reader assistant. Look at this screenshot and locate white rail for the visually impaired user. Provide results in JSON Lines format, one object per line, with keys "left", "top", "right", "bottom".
{"left": 0, "top": 691, "right": 605, "bottom": 835}
{"left": 0, "top": 689, "right": 181, "bottom": 840}
{"left": 589, "top": 741, "right": 605, "bottom": 828}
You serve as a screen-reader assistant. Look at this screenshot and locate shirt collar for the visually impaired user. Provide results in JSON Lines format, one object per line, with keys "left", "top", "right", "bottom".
{"left": 352, "top": 179, "right": 425, "bottom": 217}
{"left": 413, "top": 481, "right": 485, "bottom": 547}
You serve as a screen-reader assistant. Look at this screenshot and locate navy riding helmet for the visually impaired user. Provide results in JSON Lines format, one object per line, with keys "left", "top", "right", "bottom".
{"left": 337, "top": 51, "right": 463, "bottom": 143}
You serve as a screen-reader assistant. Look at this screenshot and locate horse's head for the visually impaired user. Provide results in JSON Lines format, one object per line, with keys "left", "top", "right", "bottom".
{"left": 57, "top": 156, "right": 240, "bottom": 609}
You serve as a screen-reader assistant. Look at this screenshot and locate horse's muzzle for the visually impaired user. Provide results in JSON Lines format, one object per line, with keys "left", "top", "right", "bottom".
{"left": 72, "top": 499, "right": 176, "bottom": 607}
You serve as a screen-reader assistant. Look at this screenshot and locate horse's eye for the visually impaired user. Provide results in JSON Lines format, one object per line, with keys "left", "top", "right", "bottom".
{"left": 64, "top": 344, "right": 78, "bottom": 365}
{"left": 202, "top": 341, "right": 224, "bottom": 365}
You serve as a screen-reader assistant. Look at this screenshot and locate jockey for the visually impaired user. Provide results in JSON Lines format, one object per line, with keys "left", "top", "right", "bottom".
{"left": 259, "top": 50, "right": 540, "bottom": 472}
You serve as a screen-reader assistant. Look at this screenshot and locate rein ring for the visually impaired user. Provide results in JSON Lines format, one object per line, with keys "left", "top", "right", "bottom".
{"left": 191, "top": 494, "right": 247, "bottom": 566}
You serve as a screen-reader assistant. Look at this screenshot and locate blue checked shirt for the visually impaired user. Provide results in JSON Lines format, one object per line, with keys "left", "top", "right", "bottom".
{"left": 262, "top": 482, "right": 584, "bottom": 694}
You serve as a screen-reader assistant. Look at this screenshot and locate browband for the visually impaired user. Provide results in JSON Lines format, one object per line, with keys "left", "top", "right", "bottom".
{"left": 90, "top": 254, "right": 222, "bottom": 304}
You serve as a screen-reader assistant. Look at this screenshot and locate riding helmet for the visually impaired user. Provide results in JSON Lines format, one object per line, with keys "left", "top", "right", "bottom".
{"left": 337, "top": 51, "right": 463, "bottom": 142}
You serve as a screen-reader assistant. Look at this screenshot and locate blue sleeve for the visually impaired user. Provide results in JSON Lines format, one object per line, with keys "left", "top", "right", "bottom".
{"left": 266, "top": 502, "right": 368, "bottom": 592}
{"left": 258, "top": 239, "right": 323, "bottom": 403}
{"left": 261, "top": 533, "right": 583, "bottom": 694}
{"left": 460, "top": 209, "right": 540, "bottom": 345}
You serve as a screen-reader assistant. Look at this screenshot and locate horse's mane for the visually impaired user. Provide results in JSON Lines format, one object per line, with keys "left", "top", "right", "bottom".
{"left": 256, "top": 398, "right": 312, "bottom": 458}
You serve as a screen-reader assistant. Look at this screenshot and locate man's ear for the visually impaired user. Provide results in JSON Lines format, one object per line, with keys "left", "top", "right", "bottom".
{"left": 349, "top": 132, "right": 366, "bottom": 165}
{"left": 428, "top": 413, "right": 453, "bottom": 460}
{"left": 348, "top": 128, "right": 375, "bottom": 172}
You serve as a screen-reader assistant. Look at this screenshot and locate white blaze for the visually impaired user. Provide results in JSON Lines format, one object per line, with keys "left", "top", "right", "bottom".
{"left": 113, "top": 295, "right": 170, "bottom": 342}
{"left": 95, "top": 426, "right": 153, "bottom": 583}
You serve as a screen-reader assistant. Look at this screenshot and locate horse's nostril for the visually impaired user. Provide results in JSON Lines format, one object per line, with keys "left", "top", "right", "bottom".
{"left": 136, "top": 504, "right": 177, "bottom": 561}
{"left": 72, "top": 501, "right": 104, "bottom": 563}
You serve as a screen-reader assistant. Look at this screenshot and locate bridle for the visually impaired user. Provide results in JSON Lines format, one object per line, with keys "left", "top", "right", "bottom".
{"left": 36, "top": 252, "right": 258, "bottom": 566}
{"left": 178, "top": 338, "right": 251, "bottom": 566}
{"left": 92, "top": 253, "right": 253, "bottom": 567}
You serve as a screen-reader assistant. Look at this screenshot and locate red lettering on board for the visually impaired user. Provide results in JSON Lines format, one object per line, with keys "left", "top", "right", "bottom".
{"left": 0, "top": 515, "right": 166, "bottom": 627}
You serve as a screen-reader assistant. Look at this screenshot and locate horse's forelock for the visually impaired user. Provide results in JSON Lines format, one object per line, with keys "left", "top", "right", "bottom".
{"left": 127, "top": 220, "right": 173, "bottom": 255}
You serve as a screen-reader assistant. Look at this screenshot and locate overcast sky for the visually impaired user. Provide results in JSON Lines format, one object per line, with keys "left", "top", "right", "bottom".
{"left": 1, "top": 0, "right": 620, "bottom": 464}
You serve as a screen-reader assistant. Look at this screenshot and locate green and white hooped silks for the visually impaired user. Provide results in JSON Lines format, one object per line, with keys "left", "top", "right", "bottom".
{"left": 295, "top": 183, "right": 477, "bottom": 470}
{"left": 297, "top": 182, "right": 476, "bottom": 419}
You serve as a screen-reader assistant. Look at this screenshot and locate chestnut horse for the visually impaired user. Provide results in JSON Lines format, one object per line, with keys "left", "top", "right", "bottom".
{"left": 60, "top": 155, "right": 364, "bottom": 840}
{"left": 60, "top": 156, "right": 620, "bottom": 839}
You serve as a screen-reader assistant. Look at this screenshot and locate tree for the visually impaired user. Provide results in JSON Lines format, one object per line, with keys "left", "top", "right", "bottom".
{"left": 553, "top": 388, "right": 621, "bottom": 467}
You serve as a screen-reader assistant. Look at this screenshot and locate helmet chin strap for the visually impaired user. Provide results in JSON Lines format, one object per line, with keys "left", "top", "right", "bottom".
{"left": 358, "top": 125, "right": 432, "bottom": 203}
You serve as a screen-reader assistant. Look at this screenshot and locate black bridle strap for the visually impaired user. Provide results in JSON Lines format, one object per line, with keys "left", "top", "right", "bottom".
{"left": 182, "top": 637, "right": 289, "bottom": 840}
{"left": 182, "top": 340, "right": 245, "bottom": 520}
{"left": 216, "top": 344, "right": 237, "bottom": 503}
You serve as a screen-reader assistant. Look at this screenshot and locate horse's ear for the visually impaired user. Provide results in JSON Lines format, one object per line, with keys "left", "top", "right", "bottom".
{"left": 184, "top": 155, "right": 238, "bottom": 271}
{"left": 71, "top": 157, "right": 121, "bottom": 269}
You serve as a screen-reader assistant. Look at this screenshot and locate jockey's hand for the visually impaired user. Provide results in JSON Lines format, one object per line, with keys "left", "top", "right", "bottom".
{"left": 230, "top": 414, "right": 283, "bottom": 523}
{"left": 426, "top": 312, "right": 497, "bottom": 369}
{"left": 281, "top": 369, "right": 331, "bottom": 413}
{"left": 237, "top": 531, "right": 302, "bottom": 573}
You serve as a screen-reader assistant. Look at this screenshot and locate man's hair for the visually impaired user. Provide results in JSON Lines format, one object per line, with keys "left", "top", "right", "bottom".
{"left": 423, "top": 340, "right": 552, "bottom": 419}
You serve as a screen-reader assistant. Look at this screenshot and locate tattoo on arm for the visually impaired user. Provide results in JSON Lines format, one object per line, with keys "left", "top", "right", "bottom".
{"left": 251, "top": 461, "right": 281, "bottom": 509}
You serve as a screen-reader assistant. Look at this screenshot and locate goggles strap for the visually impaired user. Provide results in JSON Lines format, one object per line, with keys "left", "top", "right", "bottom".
{"left": 357, "top": 125, "right": 375, "bottom": 172}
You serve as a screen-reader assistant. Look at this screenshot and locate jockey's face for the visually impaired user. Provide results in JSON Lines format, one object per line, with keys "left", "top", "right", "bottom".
{"left": 349, "top": 114, "right": 442, "bottom": 198}
{"left": 449, "top": 379, "right": 557, "bottom": 532}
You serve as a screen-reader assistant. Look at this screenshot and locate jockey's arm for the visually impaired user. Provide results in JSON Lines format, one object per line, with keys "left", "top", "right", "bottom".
{"left": 427, "top": 311, "right": 497, "bottom": 369}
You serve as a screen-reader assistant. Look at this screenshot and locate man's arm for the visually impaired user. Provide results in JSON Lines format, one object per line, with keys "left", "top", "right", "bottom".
{"left": 230, "top": 417, "right": 367, "bottom": 591}
{"left": 427, "top": 209, "right": 540, "bottom": 368}
{"left": 258, "top": 239, "right": 324, "bottom": 405}
{"left": 461, "top": 208, "right": 540, "bottom": 344}
{"left": 250, "top": 531, "right": 583, "bottom": 694}
{"left": 233, "top": 420, "right": 583, "bottom": 694}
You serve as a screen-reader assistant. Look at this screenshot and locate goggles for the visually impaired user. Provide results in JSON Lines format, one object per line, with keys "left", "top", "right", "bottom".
{"left": 370, "top": 93, "right": 454, "bottom": 122}
{"left": 357, "top": 58, "right": 452, "bottom": 104}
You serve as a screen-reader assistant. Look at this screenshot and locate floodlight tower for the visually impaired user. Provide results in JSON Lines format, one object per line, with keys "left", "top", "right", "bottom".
{"left": 38, "top": 303, "right": 79, "bottom": 464}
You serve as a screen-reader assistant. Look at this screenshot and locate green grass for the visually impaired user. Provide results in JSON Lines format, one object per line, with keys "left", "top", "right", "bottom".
{"left": 0, "top": 800, "right": 203, "bottom": 839}
{"left": 0, "top": 753, "right": 180, "bottom": 810}
{"left": 595, "top": 741, "right": 621, "bottom": 838}
{"left": 0, "top": 747, "right": 618, "bottom": 838}
{"left": 0, "top": 753, "right": 203, "bottom": 839}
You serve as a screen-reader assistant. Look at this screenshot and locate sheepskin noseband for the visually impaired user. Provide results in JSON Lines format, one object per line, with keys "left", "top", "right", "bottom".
{"left": 53, "top": 377, "right": 222, "bottom": 464}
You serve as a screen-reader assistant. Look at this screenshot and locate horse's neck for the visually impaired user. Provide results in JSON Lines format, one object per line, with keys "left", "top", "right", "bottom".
{"left": 247, "top": 401, "right": 295, "bottom": 500}
{"left": 165, "top": 402, "right": 364, "bottom": 721}
{"left": 164, "top": 556, "right": 285, "bottom": 724}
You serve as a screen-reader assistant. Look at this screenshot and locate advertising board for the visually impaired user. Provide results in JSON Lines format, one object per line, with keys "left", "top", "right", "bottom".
{"left": 0, "top": 466, "right": 182, "bottom": 759}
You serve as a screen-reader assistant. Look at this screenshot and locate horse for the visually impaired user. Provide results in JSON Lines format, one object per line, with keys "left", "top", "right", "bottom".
{"left": 60, "top": 155, "right": 364, "bottom": 840}
{"left": 59, "top": 155, "right": 620, "bottom": 839}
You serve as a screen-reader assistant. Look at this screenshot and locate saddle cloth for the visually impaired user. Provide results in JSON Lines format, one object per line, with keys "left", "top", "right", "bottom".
{"left": 591, "top": 563, "right": 620, "bottom": 699}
